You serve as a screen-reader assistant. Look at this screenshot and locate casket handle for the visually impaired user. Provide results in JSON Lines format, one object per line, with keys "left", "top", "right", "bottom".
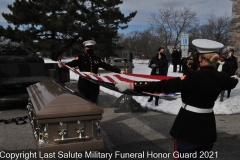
{"left": 27, "top": 103, "right": 38, "bottom": 139}
{"left": 76, "top": 120, "right": 85, "bottom": 138}
{"left": 54, "top": 136, "right": 90, "bottom": 143}
{"left": 92, "top": 119, "right": 101, "bottom": 139}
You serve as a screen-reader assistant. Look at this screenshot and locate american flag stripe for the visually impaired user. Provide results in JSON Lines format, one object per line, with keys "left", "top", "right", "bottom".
{"left": 118, "top": 73, "right": 160, "bottom": 82}
{"left": 126, "top": 73, "right": 175, "bottom": 80}
{"left": 97, "top": 76, "right": 114, "bottom": 83}
{"left": 94, "top": 76, "right": 103, "bottom": 81}
{"left": 61, "top": 62, "right": 179, "bottom": 98}
{"left": 104, "top": 75, "right": 123, "bottom": 83}
{"left": 112, "top": 74, "right": 134, "bottom": 82}
{"left": 102, "top": 75, "right": 115, "bottom": 83}
{"left": 62, "top": 62, "right": 164, "bottom": 83}
{"left": 85, "top": 74, "right": 99, "bottom": 81}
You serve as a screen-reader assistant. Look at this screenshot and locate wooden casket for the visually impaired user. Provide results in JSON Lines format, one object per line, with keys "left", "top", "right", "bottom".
{"left": 26, "top": 80, "right": 104, "bottom": 153}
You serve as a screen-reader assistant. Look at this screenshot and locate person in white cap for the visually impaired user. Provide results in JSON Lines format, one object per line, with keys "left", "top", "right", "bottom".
{"left": 58, "top": 40, "right": 125, "bottom": 104}
{"left": 115, "top": 39, "right": 239, "bottom": 159}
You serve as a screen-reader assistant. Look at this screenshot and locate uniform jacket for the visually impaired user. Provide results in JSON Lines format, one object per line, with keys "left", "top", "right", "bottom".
{"left": 66, "top": 53, "right": 121, "bottom": 94}
{"left": 148, "top": 54, "right": 168, "bottom": 76}
{"left": 133, "top": 66, "right": 238, "bottom": 145}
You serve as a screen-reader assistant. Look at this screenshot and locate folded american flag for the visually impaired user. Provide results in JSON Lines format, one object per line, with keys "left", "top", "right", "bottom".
{"left": 61, "top": 62, "right": 179, "bottom": 98}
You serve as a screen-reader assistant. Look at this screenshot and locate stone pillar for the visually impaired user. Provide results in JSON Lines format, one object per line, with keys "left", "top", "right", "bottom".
{"left": 229, "top": 0, "right": 240, "bottom": 67}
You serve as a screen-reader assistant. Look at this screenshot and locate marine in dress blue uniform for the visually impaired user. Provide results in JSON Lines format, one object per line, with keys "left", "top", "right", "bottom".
{"left": 59, "top": 40, "right": 122, "bottom": 104}
{"left": 115, "top": 39, "right": 239, "bottom": 160}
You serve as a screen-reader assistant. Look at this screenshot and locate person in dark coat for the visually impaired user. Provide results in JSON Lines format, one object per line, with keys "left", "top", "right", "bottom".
{"left": 58, "top": 40, "right": 124, "bottom": 104}
{"left": 178, "top": 49, "right": 183, "bottom": 73}
{"left": 115, "top": 39, "right": 239, "bottom": 160}
{"left": 148, "top": 47, "right": 169, "bottom": 106}
{"left": 225, "top": 49, "right": 238, "bottom": 98}
{"left": 171, "top": 47, "right": 179, "bottom": 72}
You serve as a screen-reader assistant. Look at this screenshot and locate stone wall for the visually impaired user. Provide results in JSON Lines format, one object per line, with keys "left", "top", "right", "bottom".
{"left": 229, "top": 0, "right": 240, "bottom": 67}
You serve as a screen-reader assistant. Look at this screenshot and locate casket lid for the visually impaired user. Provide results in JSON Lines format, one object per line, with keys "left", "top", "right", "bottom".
{"left": 27, "top": 81, "right": 103, "bottom": 119}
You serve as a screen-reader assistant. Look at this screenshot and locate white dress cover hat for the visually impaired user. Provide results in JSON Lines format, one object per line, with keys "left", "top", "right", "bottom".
{"left": 192, "top": 39, "right": 224, "bottom": 53}
{"left": 82, "top": 40, "right": 96, "bottom": 46}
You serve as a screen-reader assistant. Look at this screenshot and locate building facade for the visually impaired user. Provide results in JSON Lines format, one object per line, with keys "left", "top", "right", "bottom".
{"left": 229, "top": 0, "right": 240, "bottom": 67}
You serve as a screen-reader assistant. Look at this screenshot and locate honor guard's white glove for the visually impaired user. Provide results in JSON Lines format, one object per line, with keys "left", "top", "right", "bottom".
{"left": 231, "top": 75, "right": 239, "bottom": 79}
{"left": 120, "top": 70, "right": 125, "bottom": 74}
{"left": 58, "top": 61, "right": 63, "bottom": 68}
{"left": 115, "top": 82, "right": 133, "bottom": 92}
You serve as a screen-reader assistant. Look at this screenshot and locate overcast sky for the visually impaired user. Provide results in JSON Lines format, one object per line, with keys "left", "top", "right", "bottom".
{"left": 0, "top": 0, "right": 233, "bottom": 34}
{"left": 119, "top": 0, "right": 233, "bottom": 33}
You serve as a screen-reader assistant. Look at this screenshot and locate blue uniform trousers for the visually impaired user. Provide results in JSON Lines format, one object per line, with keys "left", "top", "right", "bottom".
{"left": 174, "top": 139, "right": 214, "bottom": 160}
{"left": 79, "top": 91, "right": 98, "bottom": 104}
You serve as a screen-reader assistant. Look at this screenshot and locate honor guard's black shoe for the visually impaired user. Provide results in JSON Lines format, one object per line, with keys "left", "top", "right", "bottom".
{"left": 155, "top": 100, "right": 158, "bottom": 106}
{"left": 148, "top": 97, "right": 153, "bottom": 102}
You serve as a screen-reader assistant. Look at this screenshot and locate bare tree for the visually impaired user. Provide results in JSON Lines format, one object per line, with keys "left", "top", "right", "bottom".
{"left": 199, "top": 14, "right": 231, "bottom": 51}
{"left": 149, "top": 7, "right": 198, "bottom": 52}
{"left": 137, "top": 29, "right": 160, "bottom": 58}
{"left": 121, "top": 31, "right": 140, "bottom": 57}
{"left": 119, "top": 9, "right": 231, "bottom": 59}
{"left": 120, "top": 30, "right": 161, "bottom": 59}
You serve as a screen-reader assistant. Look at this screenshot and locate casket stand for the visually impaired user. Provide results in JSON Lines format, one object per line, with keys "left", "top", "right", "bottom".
{"left": 26, "top": 80, "right": 104, "bottom": 153}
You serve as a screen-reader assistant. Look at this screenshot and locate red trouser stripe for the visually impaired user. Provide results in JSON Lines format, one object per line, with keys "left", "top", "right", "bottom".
{"left": 174, "top": 139, "right": 178, "bottom": 160}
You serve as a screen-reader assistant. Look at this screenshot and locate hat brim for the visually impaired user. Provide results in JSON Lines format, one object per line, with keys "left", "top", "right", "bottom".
{"left": 82, "top": 40, "right": 96, "bottom": 46}
{"left": 192, "top": 39, "right": 224, "bottom": 54}
{"left": 85, "top": 45, "right": 94, "bottom": 48}
{"left": 196, "top": 48, "right": 220, "bottom": 54}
